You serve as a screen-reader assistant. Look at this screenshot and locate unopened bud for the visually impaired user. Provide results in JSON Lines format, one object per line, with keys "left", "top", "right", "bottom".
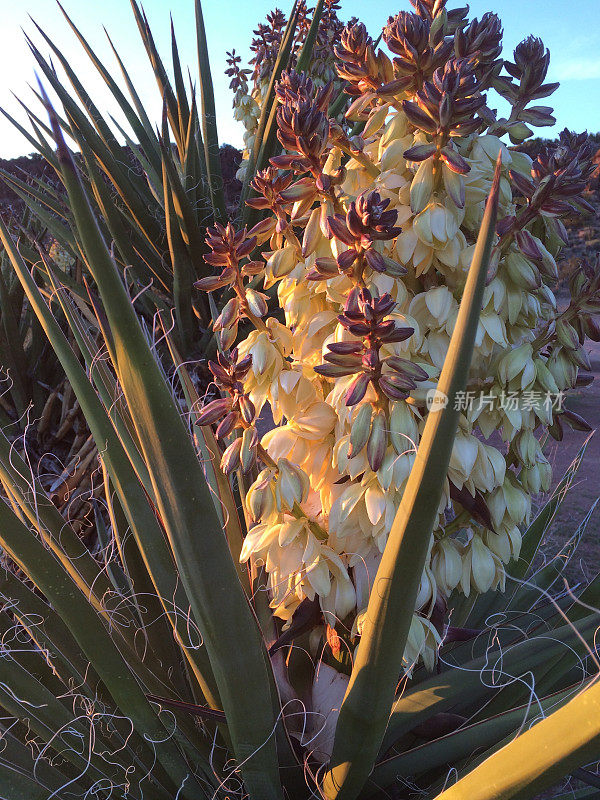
{"left": 431, "top": 538, "right": 462, "bottom": 595}
{"left": 503, "top": 474, "right": 529, "bottom": 524}
{"left": 221, "top": 438, "right": 242, "bottom": 474}
{"left": 513, "top": 430, "right": 538, "bottom": 468}
{"left": 240, "top": 426, "right": 258, "bottom": 473}
{"left": 520, "top": 464, "right": 541, "bottom": 494}
{"left": 568, "top": 346, "right": 591, "bottom": 371}
{"left": 507, "top": 121, "right": 533, "bottom": 144}
{"left": 466, "top": 536, "right": 497, "bottom": 594}
{"left": 276, "top": 459, "right": 309, "bottom": 511}
{"left": 555, "top": 319, "right": 580, "bottom": 351}
{"left": 349, "top": 403, "right": 373, "bottom": 458}
{"left": 363, "top": 104, "right": 389, "bottom": 139}
{"left": 538, "top": 460, "right": 552, "bottom": 492}
{"left": 367, "top": 410, "right": 387, "bottom": 472}
{"left": 442, "top": 164, "right": 465, "bottom": 209}
{"left": 238, "top": 395, "right": 256, "bottom": 425}
{"left": 505, "top": 252, "right": 541, "bottom": 290}
{"left": 197, "top": 397, "right": 232, "bottom": 426}
{"left": 534, "top": 358, "right": 559, "bottom": 394}
{"left": 547, "top": 348, "right": 577, "bottom": 390}
{"left": 302, "top": 206, "right": 322, "bottom": 258}
{"left": 390, "top": 401, "right": 419, "bottom": 455}
{"left": 247, "top": 470, "right": 276, "bottom": 521}
{"left": 266, "top": 246, "right": 297, "bottom": 281}
{"left": 410, "top": 158, "right": 435, "bottom": 214}
{"left": 215, "top": 297, "right": 239, "bottom": 331}
{"left": 245, "top": 288, "right": 268, "bottom": 318}
{"left": 216, "top": 411, "right": 238, "bottom": 439}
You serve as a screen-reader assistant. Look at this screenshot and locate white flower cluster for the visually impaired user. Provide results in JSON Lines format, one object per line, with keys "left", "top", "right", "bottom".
{"left": 212, "top": 12, "right": 595, "bottom": 675}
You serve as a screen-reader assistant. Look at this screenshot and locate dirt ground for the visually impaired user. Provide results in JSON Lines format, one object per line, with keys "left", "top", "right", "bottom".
{"left": 538, "top": 336, "right": 600, "bottom": 585}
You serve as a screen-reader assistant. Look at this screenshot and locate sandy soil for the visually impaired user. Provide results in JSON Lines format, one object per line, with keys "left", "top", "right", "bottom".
{"left": 537, "top": 339, "right": 600, "bottom": 585}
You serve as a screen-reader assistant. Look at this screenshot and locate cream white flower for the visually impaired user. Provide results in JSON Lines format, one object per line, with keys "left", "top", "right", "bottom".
{"left": 228, "top": 87, "right": 575, "bottom": 675}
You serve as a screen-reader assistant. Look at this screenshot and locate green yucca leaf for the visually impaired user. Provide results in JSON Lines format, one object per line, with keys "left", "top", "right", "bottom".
{"left": 322, "top": 158, "right": 503, "bottom": 800}
{"left": 41, "top": 261, "right": 149, "bottom": 480}
{"left": 515, "top": 435, "right": 593, "bottom": 580}
{"left": 129, "top": 0, "right": 182, "bottom": 148}
{"left": 0, "top": 498, "right": 214, "bottom": 797}
{"left": 0, "top": 725, "right": 90, "bottom": 800}
{"left": 0, "top": 430, "right": 127, "bottom": 612}
{"left": 509, "top": 498, "right": 598, "bottom": 611}
{"left": 381, "top": 611, "right": 600, "bottom": 754}
{"left": 29, "top": 20, "right": 122, "bottom": 154}
{"left": 110, "top": 113, "right": 164, "bottom": 200}
{"left": 0, "top": 761, "right": 71, "bottom": 800}
{"left": 0, "top": 565, "right": 99, "bottom": 691}
{"left": 0, "top": 268, "right": 29, "bottom": 420}
{"left": 158, "top": 120, "right": 208, "bottom": 276}
{"left": 370, "top": 684, "right": 581, "bottom": 792}
{"left": 295, "top": 0, "right": 325, "bottom": 74}
{"left": 161, "top": 325, "right": 249, "bottom": 593}
{"left": 56, "top": 2, "right": 163, "bottom": 174}
{"left": 0, "top": 615, "right": 166, "bottom": 793}
{"left": 433, "top": 678, "right": 600, "bottom": 800}
{"left": 78, "top": 137, "right": 171, "bottom": 290}
{"left": 0, "top": 218, "right": 223, "bottom": 712}
{"left": 162, "top": 157, "right": 196, "bottom": 351}
{"left": 0, "top": 172, "right": 77, "bottom": 250}
{"left": 24, "top": 44, "right": 164, "bottom": 252}
{"left": 0, "top": 106, "right": 59, "bottom": 167}
{"left": 194, "top": 0, "right": 227, "bottom": 223}
{"left": 0, "top": 433, "right": 205, "bottom": 715}
{"left": 44, "top": 278, "right": 224, "bottom": 713}
{"left": 170, "top": 15, "right": 192, "bottom": 144}
{"left": 550, "top": 790, "right": 600, "bottom": 800}
{"left": 99, "top": 462, "right": 198, "bottom": 704}
{"left": 41, "top": 90, "right": 285, "bottom": 799}
{"left": 93, "top": 498, "right": 133, "bottom": 598}
{"left": 0, "top": 167, "right": 69, "bottom": 221}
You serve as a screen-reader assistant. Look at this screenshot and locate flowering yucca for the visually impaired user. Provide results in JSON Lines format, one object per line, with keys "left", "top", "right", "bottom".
{"left": 202, "top": 0, "right": 599, "bottom": 681}
{"left": 226, "top": 1, "right": 349, "bottom": 181}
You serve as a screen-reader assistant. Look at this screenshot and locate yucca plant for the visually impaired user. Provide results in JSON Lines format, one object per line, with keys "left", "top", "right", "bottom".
{"left": 0, "top": 207, "right": 115, "bottom": 540}
{"left": 0, "top": 0, "right": 336, "bottom": 358}
{"left": 226, "top": 0, "right": 351, "bottom": 185}
{"left": 0, "top": 1, "right": 599, "bottom": 799}
{"left": 0, "top": 105, "right": 598, "bottom": 800}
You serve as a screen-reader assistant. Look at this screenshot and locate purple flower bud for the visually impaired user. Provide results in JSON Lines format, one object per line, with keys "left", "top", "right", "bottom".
{"left": 314, "top": 363, "right": 361, "bottom": 378}
{"left": 327, "top": 341, "right": 363, "bottom": 355}
{"left": 238, "top": 395, "right": 256, "bottom": 425}
{"left": 365, "top": 248, "right": 386, "bottom": 272}
{"left": 336, "top": 249, "right": 359, "bottom": 271}
{"left": 367, "top": 410, "right": 387, "bottom": 471}
{"left": 440, "top": 146, "right": 470, "bottom": 174}
{"left": 196, "top": 398, "right": 232, "bottom": 426}
{"left": 345, "top": 372, "right": 371, "bottom": 406}
{"left": 221, "top": 438, "right": 242, "bottom": 474}
{"left": 216, "top": 411, "right": 238, "bottom": 440}
{"left": 404, "top": 143, "right": 437, "bottom": 162}
{"left": 378, "top": 375, "right": 410, "bottom": 400}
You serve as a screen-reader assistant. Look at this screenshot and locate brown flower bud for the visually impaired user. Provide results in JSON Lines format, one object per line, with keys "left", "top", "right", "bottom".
{"left": 384, "top": 11, "right": 453, "bottom": 93}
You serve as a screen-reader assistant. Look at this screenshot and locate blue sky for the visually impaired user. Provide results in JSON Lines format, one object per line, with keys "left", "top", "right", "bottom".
{"left": 0, "top": 0, "right": 599, "bottom": 159}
